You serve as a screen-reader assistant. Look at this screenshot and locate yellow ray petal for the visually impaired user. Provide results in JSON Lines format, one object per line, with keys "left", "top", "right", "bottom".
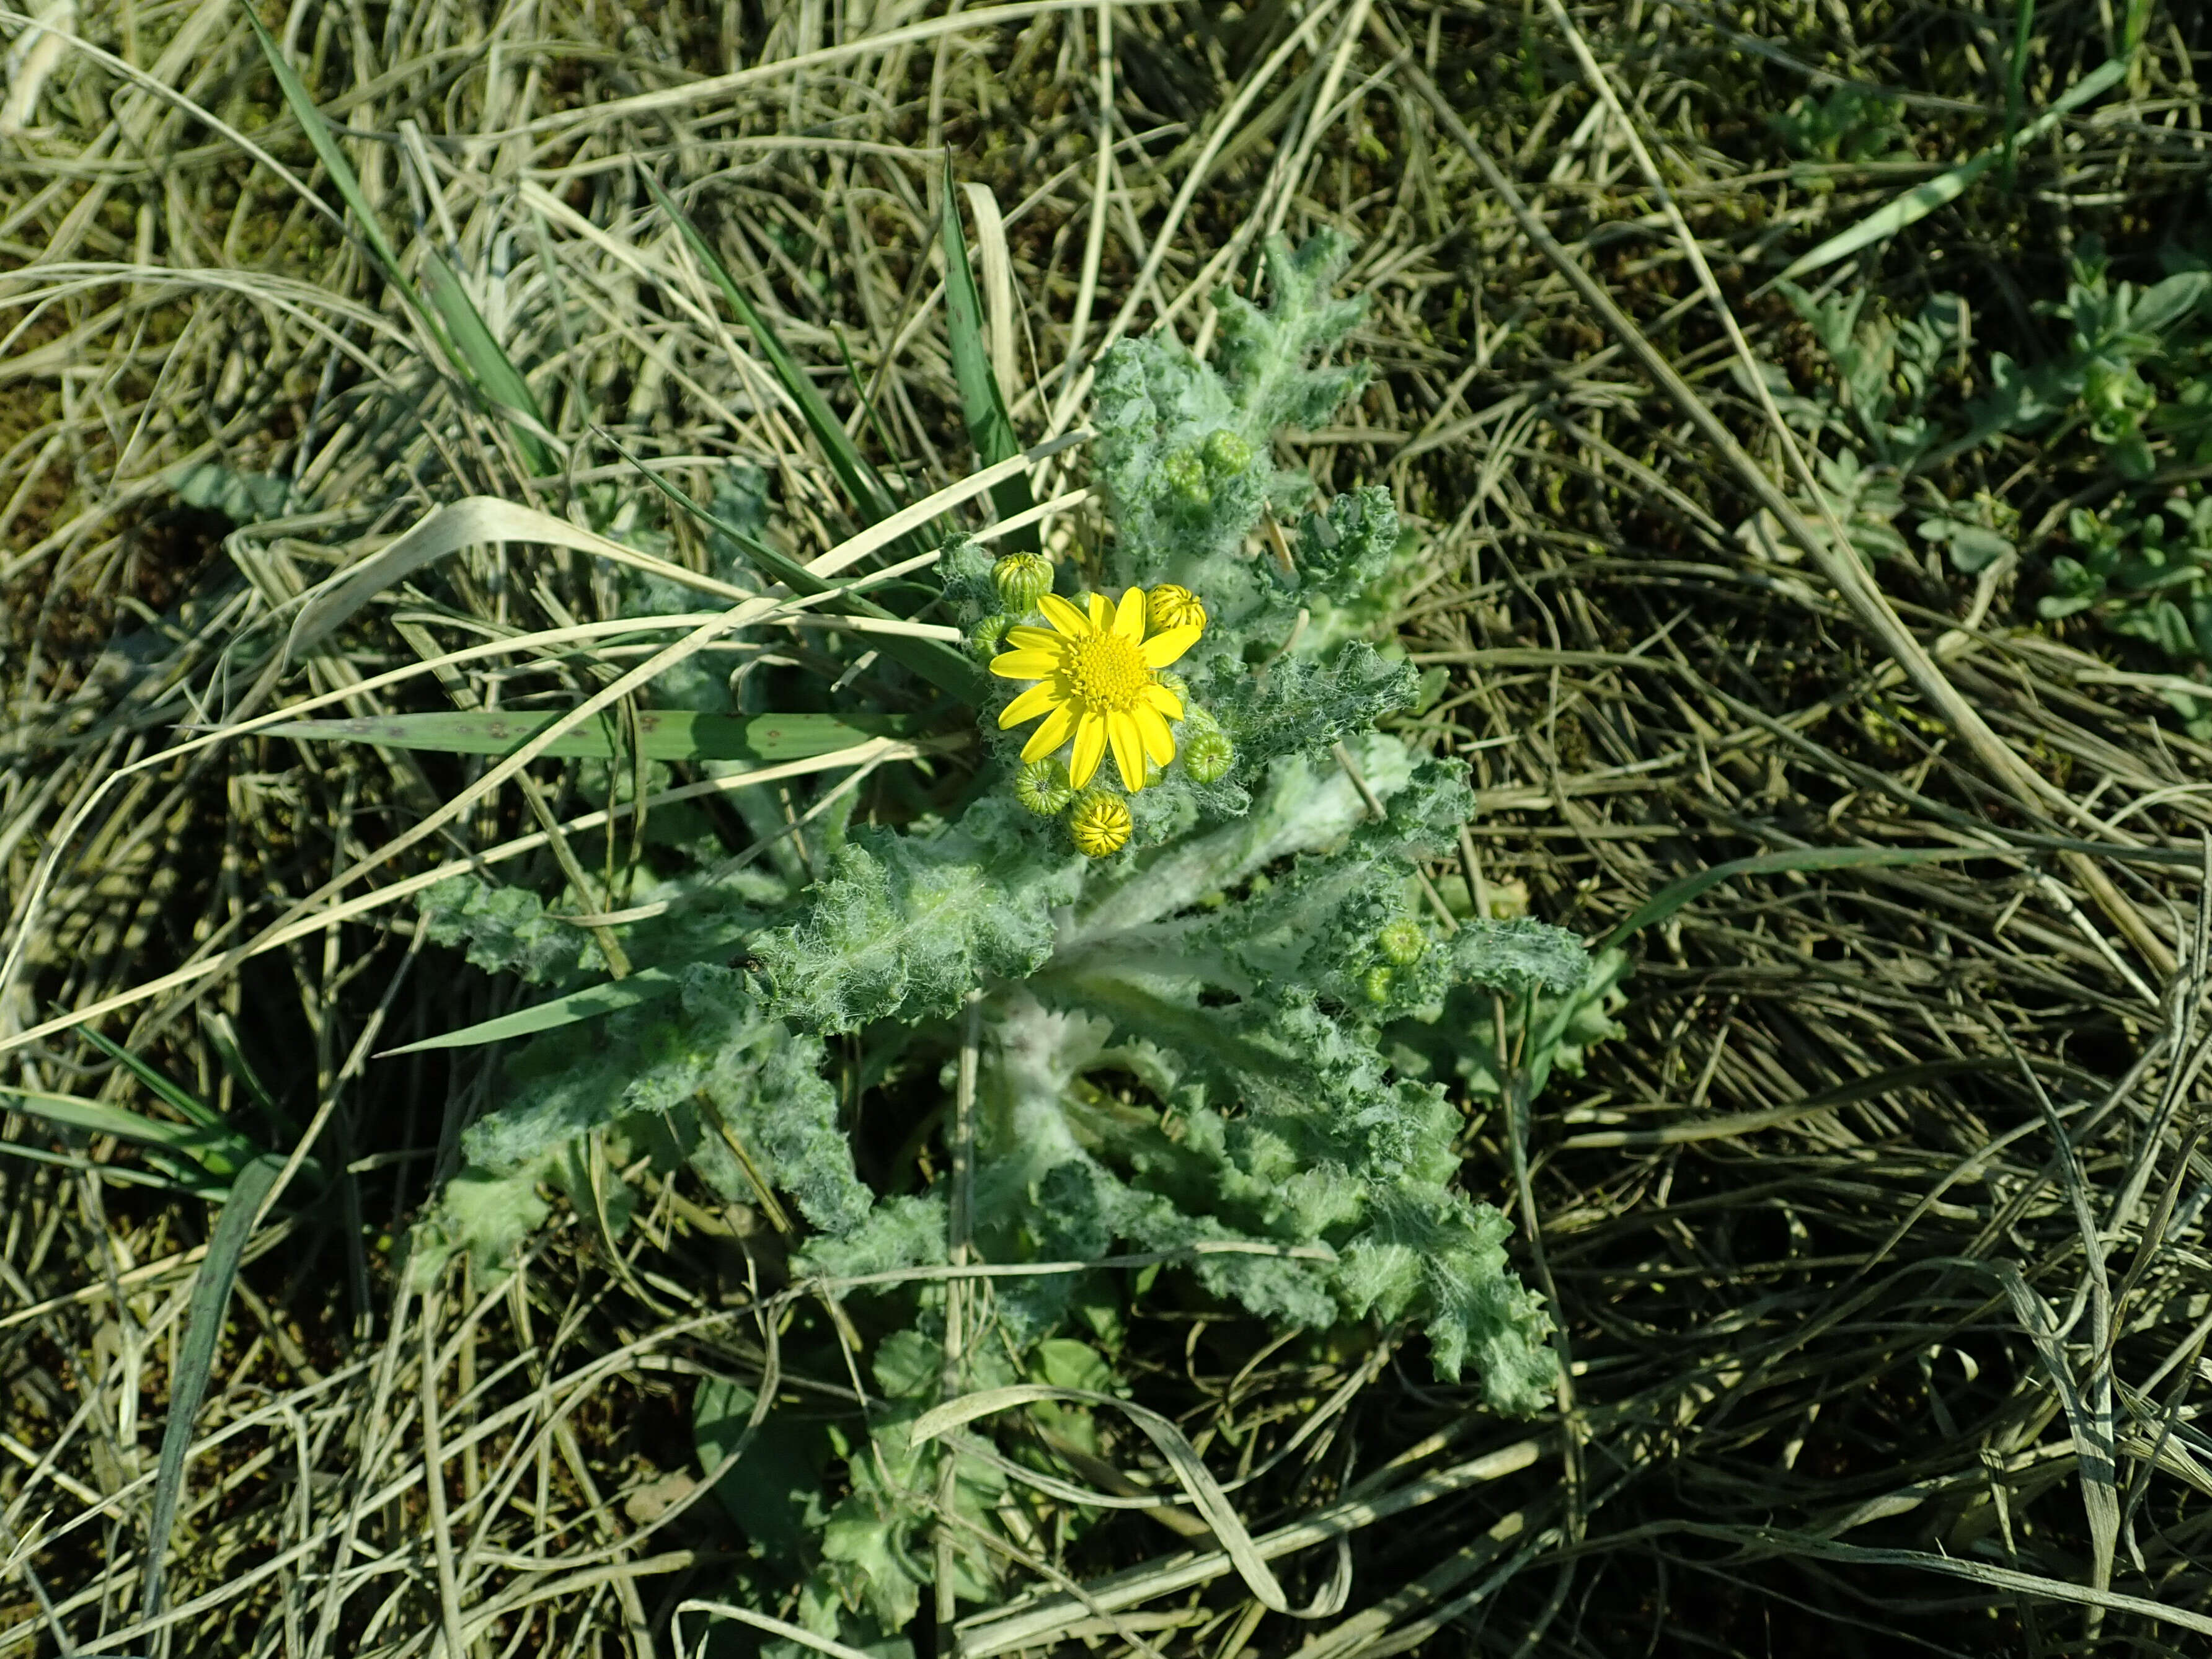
{"left": 1069, "top": 712, "right": 1107, "bottom": 787}
{"left": 1135, "top": 704, "right": 1175, "bottom": 766}
{"left": 997, "top": 680, "right": 1064, "bottom": 728}
{"left": 1087, "top": 591, "right": 1113, "bottom": 632}
{"left": 989, "top": 650, "right": 1063, "bottom": 679}
{"left": 1037, "top": 592, "right": 1089, "bottom": 638}
{"left": 1005, "top": 627, "right": 1063, "bottom": 652}
{"left": 1113, "top": 586, "right": 1147, "bottom": 642}
{"left": 1139, "top": 624, "right": 1203, "bottom": 668}
{"left": 1143, "top": 682, "right": 1185, "bottom": 721}
{"left": 1020, "top": 700, "right": 1080, "bottom": 761}
{"left": 1108, "top": 712, "right": 1148, "bottom": 792}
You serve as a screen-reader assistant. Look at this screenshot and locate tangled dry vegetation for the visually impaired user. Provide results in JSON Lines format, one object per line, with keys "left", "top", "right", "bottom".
{"left": 6, "top": 0, "right": 2212, "bottom": 1655}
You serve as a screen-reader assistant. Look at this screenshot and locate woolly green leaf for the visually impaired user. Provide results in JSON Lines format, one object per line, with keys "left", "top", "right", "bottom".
{"left": 752, "top": 803, "right": 1083, "bottom": 1032}
{"left": 169, "top": 462, "right": 291, "bottom": 523}
{"left": 694, "top": 1376, "right": 831, "bottom": 1560}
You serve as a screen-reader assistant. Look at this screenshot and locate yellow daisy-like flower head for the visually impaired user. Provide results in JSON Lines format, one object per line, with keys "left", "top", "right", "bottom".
{"left": 989, "top": 587, "right": 1202, "bottom": 792}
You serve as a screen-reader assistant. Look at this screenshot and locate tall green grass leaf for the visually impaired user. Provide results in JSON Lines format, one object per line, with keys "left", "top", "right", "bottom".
{"left": 420, "top": 250, "right": 555, "bottom": 474}
{"left": 941, "top": 162, "right": 1038, "bottom": 545}
{"left": 607, "top": 438, "right": 989, "bottom": 702}
{"left": 198, "top": 1008, "right": 295, "bottom": 1142}
{"left": 0, "top": 1086, "right": 249, "bottom": 1184}
{"left": 258, "top": 709, "right": 919, "bottom": 762}
{"left": 1779, "top": 58, "right": 2126, "bottom": 281}
{"left": 237, "top": 7, "right": 409, "bottom": 293}
{"left": 141, "top": 1154, "right": 283, "bottom": 1621}
{"left": 641, "top": 172, "right": 899, "bottom": 525}
{"left": 834, "top": 322, "right": 916, "bottom": 511}
{"left": 2004, "top": 0, "right": 2035, "bottom": 187}
{"left": 79, "top": 1026, "right": 229, "bottom": 1133}
{"left": 1599, "top": 846, "right": 2003, "bottom": 950}
{"left": 242, "top": 8, "right": 551, "bottom": 472}
{"left": 379, "top": 969, "right": 683, "bottom": 1056}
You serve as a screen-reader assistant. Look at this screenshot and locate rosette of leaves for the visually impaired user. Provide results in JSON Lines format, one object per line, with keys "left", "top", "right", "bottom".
{"left": 411, "top": 234, "right": 1593, "bottom": 1648}
{"left": 2044, "top": 495, "right": 2212, "bottom": 678}
{"left": 1772, "top": 82, "right": 1910, "bottom": 186}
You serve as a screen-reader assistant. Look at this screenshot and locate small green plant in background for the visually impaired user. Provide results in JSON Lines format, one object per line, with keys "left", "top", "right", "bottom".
{"left": 1766, "top": 235, "right": 2212, "bottom": 702}
{"left": 1772, "top": 82, "right": 1911, "bottom": 186}
{"left": 382, "top": 236, "right": 1612, "bottom": 1649}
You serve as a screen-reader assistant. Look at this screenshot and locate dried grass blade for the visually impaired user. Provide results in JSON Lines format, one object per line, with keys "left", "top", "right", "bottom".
{"left": 913, "top": 1383, "right": 1343, "bottom": 1617}
{"left": 1597, "top": 846, "right": 1996, "bottom": 950}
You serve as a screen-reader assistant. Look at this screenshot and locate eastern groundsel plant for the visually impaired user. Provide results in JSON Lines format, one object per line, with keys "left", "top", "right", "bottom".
{"left": 408, "top": 235, "right": 1618, "bottom": 1644}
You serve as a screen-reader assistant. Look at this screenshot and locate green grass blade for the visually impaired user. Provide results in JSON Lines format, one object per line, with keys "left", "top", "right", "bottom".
{"left": 237, "top": 6, "right": 410, "bottom": 301}
{"left": 606, "top": 438, "right": 988, "bottom": 702}
{"left": 1780, "top": 58, "right": 2126, "bottom": 281}
{"left": 379, "top": 968, "right": 684, "bottom": 1056}
{"left": 1, "top": 1085, "right": 250, "bottom": 1179}
{"left": 940, "top": 161, "right": 1037, "bottom": 543}
{"left": 141, "top": 1154, "right": 283, "bottom": 1621}
{"left": 242, "top": 7, "right": 552, "bottom": 471}
{"left": 1599, "top": 846, "right": 2002, "bottom": 951}
{"left": 198, "top": 1009, "right": 295, "bottom": 1142}
{"left": 642, "top": 172, "right": 899, "bottom": 525}
{"left": 78, "top": 1026, "right": 229, "bottom": 1133}
{"left": 834, "top": 323, "right": 921, "bottom": 513}
{"left": 420, "top": 250, "right": 555, "bottom": 474}
{"left": 2004, "top": 0, "right": 2035, "bottom": 187}
{"left": 0, "top": 1138, "right": 216, "bottom": 1191}
{"left": 257, "top": 709, "right": 919, "bottom": 761}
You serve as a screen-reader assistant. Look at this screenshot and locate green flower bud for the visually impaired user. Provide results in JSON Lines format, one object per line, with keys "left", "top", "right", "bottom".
{"left": 993, "top": 552, "right": 1054, "bottom": 613}
{"left": 1015, "top": 756, "right": 1075, "bottom": 817}
{"left": 1363, "top": 965, "right": 1394, "bottom": 1004}
{"left": 1070, "top": 790, "right": 1133, "bottom": 857}
{"left": 1182, "top": 727, "right": 1232, "bottom": 784}
{"left": 1163, "top": 448, "right": 1210, "bottom": 507}
{"left": 1377, "top": 918, "right": 1427, "bottom": 967}
{"left": 1155, "top": 670, "right": 1191, "bottom": 706}
{"left": 1203, "top": 428, "right": 1252, "bottom": 473}
{"left": 968, "top": 613, "right": 1013, "bottom": 663}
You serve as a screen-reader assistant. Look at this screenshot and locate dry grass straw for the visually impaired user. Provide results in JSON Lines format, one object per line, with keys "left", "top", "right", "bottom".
{"left": 5, "top": 0, "right": 2212, "bottom": 1654}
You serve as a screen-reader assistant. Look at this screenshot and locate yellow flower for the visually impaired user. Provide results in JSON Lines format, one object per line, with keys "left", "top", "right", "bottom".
{"left": 988, "top": 588, "right": 1202, "bottom": 792}
{"left": 1069, "top": 792, "right": 1132, "bottom": 857}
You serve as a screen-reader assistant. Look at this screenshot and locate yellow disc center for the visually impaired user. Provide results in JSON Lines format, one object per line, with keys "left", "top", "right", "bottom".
{"left": 1065, "top": 631, "right": 1151, "bottom": 713}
